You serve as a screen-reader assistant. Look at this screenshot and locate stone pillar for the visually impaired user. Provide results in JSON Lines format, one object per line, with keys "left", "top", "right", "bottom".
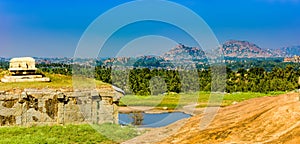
{"left": 20, "top": 92, "right": 28, "bottom": 126}
{"left": 57, "top": 93, "right": 65, "bottom": 125}
{"left": 57, "top": 102, "right": 64, "bottom": 124}
{"left": 91, "top": 96, "right": 101, "bottom": 124}
{"left": 113, "top": 103, "right": 119, "bottom": 124}
{"left": 98, "top": 96, "right": 114, "bottom": 123}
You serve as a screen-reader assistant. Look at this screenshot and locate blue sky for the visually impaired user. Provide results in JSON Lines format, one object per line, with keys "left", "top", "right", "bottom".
{"left": 0, "top": 0, "right": 300, "bottom": 57}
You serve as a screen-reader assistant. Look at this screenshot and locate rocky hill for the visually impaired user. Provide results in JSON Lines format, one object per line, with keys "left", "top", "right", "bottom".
{"left": 222, "top": 40, "right": 274, "bottom": 58}
{"left": 162, "top": 40, "right": 300, "bottom": 60}
{"left": 273, "top": 46, "right": 300, "bottom": 57}
{"left": 162, "top": 44, "right": 206, "bottom": 61}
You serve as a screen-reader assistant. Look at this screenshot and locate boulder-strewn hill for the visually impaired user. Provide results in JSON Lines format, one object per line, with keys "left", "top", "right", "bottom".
{"left": 162, "top": 40, "right": 300, "bottom": 60}
{"left": 222, "top": 40, "right": 274, "bottom": 58}
{"left": 162, "top": 44, "right": 206, "bottom": 61}
{"left": 273, "top": 46, "right": 300, "bottom": 57}
{"left": 162, "top": 40, "right": 277, "bottom": 60}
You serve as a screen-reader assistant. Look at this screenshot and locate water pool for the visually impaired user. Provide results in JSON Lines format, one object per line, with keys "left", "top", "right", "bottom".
{"left": 119, "top": 112, "right": 191, "bottom": 128}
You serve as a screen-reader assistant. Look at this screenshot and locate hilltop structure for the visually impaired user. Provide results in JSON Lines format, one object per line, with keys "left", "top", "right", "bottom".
{"left": 1, "top": 57, "right": 50, "bottom": 83}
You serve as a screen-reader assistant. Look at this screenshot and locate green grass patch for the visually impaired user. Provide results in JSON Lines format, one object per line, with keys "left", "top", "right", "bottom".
{"left": 120, "top": 92, "right": 210, "bottom": 109}
{"left": 120, "top": 91, "right": 286, "bottom": 109}
{"left": 0, "top": 124, "right": 139, "bottom": 144}
{"left": 92, "top": 123, "right": 141, "bottom": 143}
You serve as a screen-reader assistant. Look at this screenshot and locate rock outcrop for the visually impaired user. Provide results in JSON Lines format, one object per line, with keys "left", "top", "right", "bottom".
{"left": 159, "top": 92, "right": 300, "bottom": 143}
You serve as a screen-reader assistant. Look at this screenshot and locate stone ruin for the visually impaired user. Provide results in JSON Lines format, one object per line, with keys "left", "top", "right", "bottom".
{"left": 0, "top": 57, "right": 125, "bottom": 126}
{"left": 1, "top": 57, "right": 50, "bottom": 83}
{"left": 0, "top": 88, "right": 124, "bottom": 126}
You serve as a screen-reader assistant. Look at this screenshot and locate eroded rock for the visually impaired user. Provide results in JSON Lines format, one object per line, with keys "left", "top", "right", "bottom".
{"left": 0, "top": 88, "right": 124, "bottom": 126}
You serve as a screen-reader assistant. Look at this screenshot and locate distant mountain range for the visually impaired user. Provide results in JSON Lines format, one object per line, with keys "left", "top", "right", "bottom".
{"left": 2, "top": 40, "right": 299, "bottom": 67}
{"left": 273, "top": 46, "right": 300, "bottom": 57}
{"left": 99, "top": 40, "right": 300, "bottom": 67}
{"left": 222, "top": 40, "right": 300, "bottom": 58}
{"left": 162, "top": 40, "right": 300, "bottom": 60}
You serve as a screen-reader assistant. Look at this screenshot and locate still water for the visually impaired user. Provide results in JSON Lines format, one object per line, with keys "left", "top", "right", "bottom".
{"left": 119, "top": 112, "right": 191, "bottom": 128}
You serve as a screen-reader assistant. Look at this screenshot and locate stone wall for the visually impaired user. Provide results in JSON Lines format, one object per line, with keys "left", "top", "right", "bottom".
{"left": 0, "top": 89, "right": 122, "bottom": 126}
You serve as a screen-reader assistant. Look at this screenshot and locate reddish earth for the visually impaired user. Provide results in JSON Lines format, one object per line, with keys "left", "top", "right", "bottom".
{"left": 123, "top": 92, "right": 300, "bottom": 144}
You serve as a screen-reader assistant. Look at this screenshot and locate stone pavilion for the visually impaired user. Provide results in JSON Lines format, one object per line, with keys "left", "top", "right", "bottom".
{"left": 1, "top": 57, "right": 50, "bottom": 83}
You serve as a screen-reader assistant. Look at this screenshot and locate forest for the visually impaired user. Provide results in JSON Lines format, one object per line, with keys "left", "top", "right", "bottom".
{"left": 93, "top": 65, "right": 300, "bottom": 95}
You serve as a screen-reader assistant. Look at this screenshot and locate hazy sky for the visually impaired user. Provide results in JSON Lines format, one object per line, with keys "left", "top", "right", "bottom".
{"left": 1, "top": 0, "right": 300, "bottom": 58}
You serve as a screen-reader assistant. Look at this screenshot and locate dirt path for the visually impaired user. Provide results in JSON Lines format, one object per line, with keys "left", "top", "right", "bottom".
{"left": 123, "top": 92, "right": 300, "bottom": 144}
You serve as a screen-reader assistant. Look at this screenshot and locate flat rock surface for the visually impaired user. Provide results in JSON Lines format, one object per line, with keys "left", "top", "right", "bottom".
{"left": 123, "top": 92, "right": 300, "bottom": 144}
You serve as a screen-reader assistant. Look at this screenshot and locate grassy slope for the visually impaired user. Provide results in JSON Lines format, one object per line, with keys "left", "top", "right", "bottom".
{"left": 120, "top": 91, "right": 286, "bottom": 109}
{"left": 0, "top": 124, "right": 139, "bottom": 144}
{"left": 0, "top": 70, "right": 110, "bottom": 91}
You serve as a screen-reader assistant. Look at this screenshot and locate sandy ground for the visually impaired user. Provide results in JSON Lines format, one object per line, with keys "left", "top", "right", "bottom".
{"left": 122, "top": 92, "right": 300, "bottom": 144}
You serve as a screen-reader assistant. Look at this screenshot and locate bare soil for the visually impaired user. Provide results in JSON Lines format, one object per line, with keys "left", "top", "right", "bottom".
{"left": 123, "top": 92, "right": 300, "bottom": 144}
